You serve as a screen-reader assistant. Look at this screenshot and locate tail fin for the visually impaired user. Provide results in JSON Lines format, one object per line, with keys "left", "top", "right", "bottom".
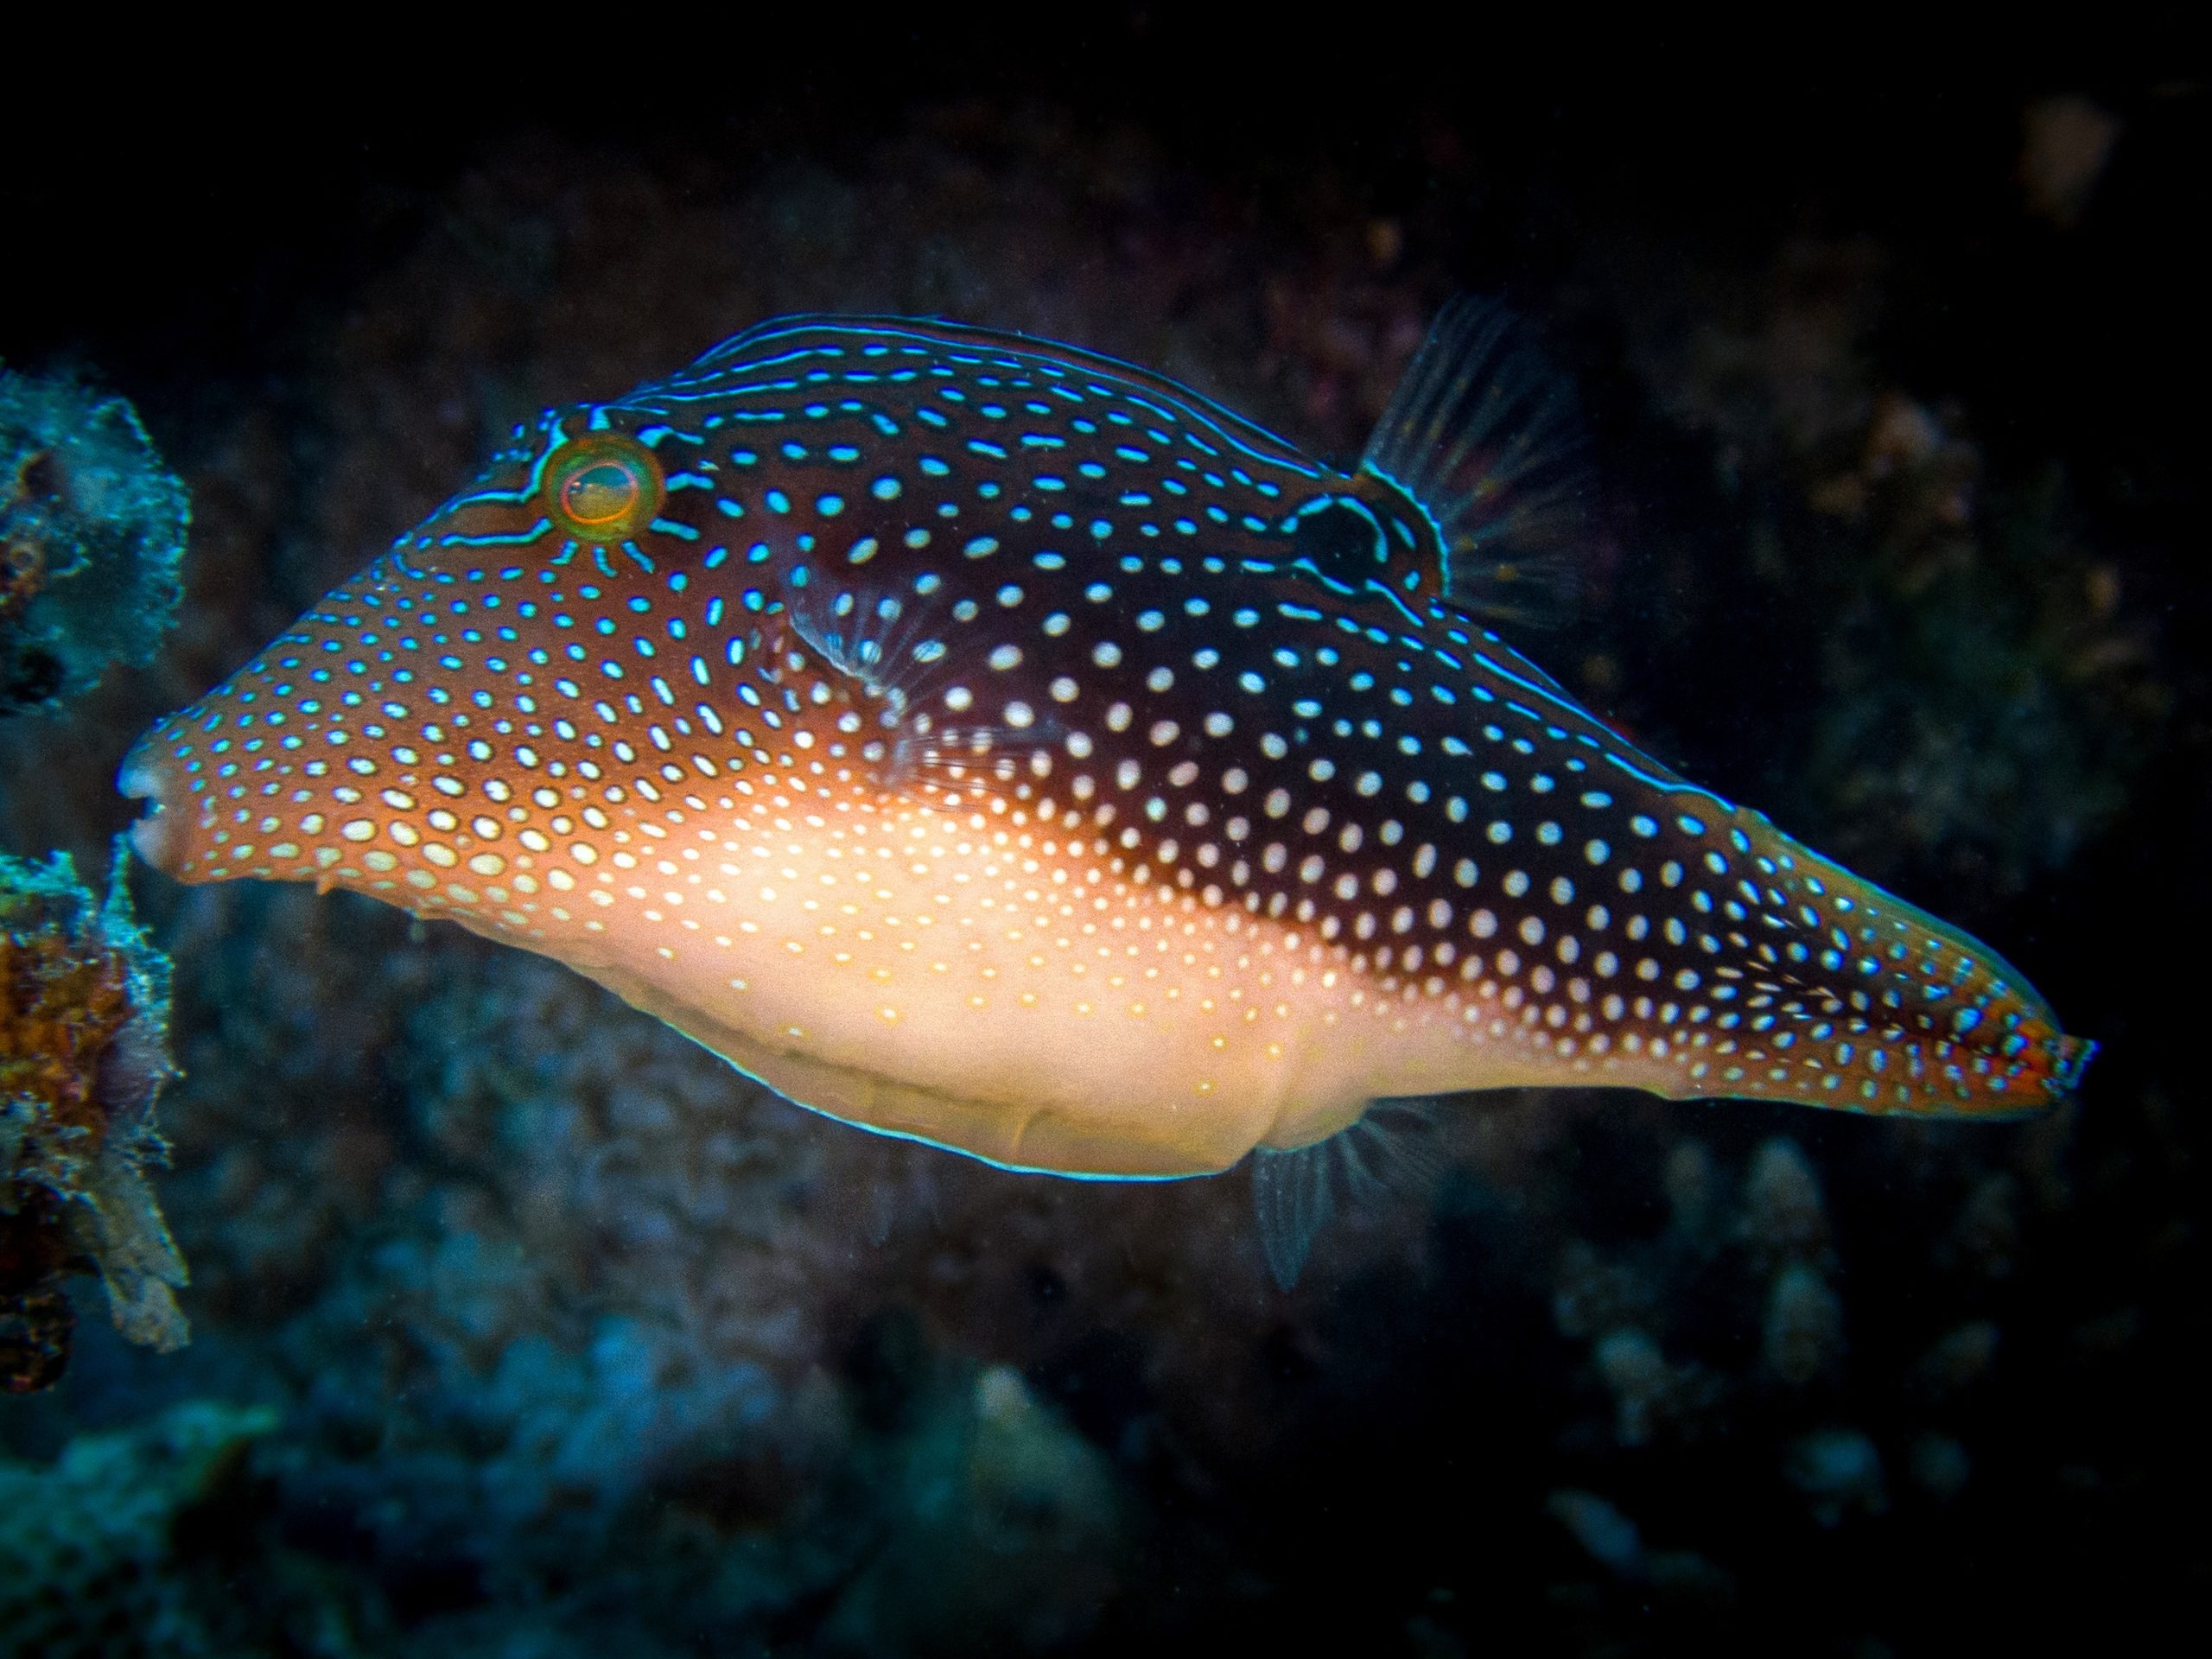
{"left": 1359, "top": 297, "right": 1588, "bottom": 626}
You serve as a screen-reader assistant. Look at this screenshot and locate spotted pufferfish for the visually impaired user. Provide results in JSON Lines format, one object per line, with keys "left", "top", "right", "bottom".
{"left": 120, "top": 303, "right": 2092, "bottom": 1283}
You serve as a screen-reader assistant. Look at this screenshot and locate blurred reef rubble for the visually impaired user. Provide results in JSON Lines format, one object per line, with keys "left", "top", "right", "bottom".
{"left": 0, "top": 1400, "right": 288, "bottom": 1659}
{"left": 1606, "top": 236, "right": 2165, "bottom": 896}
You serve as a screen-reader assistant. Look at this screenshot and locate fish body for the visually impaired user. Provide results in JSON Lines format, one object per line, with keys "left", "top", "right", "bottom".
{"left": 120, "top": 309, "right": 2091, "bottom": 1185}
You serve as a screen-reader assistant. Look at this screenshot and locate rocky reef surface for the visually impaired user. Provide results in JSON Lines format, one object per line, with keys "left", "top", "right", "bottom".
{"left": 1, "top": 849, "right": 185, "bottom": 1394}
{"left": 0, "top": 54, "right": 2198, "bottom": 1656}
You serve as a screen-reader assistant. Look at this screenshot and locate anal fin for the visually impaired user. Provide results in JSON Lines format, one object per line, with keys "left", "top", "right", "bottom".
{"left": 1249, "top": 1101, "right": 1446, "bottom": 1290}
{"left": 1252, "top": 1140, "right": 1337, "bottom": 1293}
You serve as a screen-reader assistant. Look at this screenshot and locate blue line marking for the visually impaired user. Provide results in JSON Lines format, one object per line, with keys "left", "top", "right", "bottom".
{"left": 436, "top": 518, "right": 552, "bottom": 548}
{"left": 1598, "top": 749, "right": 1735, "bottom": 813}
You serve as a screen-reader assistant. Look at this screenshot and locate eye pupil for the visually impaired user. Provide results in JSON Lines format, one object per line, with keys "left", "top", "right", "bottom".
{"left": 562, "top": 461, "right": 639, "bottom": 525}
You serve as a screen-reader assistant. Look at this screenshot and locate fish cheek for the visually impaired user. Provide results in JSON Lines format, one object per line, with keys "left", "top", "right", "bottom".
{"left": 264, "top": 751, "right": 617, "bottom": 951}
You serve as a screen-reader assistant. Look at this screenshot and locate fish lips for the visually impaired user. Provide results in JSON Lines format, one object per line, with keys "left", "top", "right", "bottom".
{"left": 117, "top": 739, "right": 188, "bottom": 874}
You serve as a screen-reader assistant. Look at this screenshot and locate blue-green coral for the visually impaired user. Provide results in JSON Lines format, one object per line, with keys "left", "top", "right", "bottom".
{"left": 0, "top": 368, "right": 187, "bottom": 715}
{"left": 0, "top": 1400, "right": 282, "bottom": 1658}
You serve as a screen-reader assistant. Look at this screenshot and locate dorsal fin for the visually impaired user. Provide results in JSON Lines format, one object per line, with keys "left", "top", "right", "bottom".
{"left": 1358, "top": 297, "right": 1588, "bottom": 627}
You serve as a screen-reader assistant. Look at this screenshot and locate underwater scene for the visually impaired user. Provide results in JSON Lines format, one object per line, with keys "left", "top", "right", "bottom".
{"left": 1, "top": 35, "right": 2202, "bottom": 1656}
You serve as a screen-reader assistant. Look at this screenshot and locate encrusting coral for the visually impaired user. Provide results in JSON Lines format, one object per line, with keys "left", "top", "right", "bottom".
{"left": 1, "top": 847, "right": 186, "bottom": 1390}
{"left": 0, "top": 368, "right": 186, "bottom": 717}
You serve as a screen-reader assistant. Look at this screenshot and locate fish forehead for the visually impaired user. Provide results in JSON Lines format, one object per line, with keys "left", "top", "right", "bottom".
{"left": 645, "top": 315, "right": 1322, "bottom": 479}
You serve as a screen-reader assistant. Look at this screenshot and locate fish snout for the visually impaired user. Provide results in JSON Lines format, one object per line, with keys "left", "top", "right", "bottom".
{"left": 118, "top": 725, "right": 200, "bottom": 876}
{"left": 111, "top": 553, "right": 461, "bottom": 893}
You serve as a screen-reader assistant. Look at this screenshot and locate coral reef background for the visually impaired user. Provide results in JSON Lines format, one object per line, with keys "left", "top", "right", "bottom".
{"left": 1, "top": 29, "right": 2203, "bottom": 1656}
{"left": 2, "top": 848, "right": 186, "bottom": 1392}
{"left": 0, "top": 369, "right": 186, "bottom": 715}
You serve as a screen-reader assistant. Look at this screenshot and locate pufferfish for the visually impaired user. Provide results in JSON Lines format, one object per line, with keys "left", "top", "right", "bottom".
{"left": 119, "top": 302, "right": 2091, "bottom": 1282}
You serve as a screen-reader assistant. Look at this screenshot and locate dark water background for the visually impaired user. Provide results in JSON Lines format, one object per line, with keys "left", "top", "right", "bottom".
{"left": 2, "top": 22, "right": 2203, "bottom": 1655}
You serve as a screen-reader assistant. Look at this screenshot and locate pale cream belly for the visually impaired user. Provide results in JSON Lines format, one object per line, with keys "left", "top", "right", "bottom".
{"left": 433, "top": 793, "right": 1619, "bottom": 1177}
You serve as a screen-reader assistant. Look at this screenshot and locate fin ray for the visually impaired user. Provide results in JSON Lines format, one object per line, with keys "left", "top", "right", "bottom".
{"left": 1249, "top": 1099, "right": 1449, "bottom": 1289}
{"left": 1360, "top": 297, "right": 1587, "bottom": 626}
{"left": 1252, "top": 1141, "right": 1336, "bottom": 1291}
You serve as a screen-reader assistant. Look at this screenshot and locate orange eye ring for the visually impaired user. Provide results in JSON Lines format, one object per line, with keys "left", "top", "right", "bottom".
{"left": 545, "top": 434, "right": 664, "bottom": 543}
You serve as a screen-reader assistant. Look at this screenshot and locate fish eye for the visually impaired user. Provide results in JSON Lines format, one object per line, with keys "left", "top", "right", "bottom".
{"left": 563, "top": 461, "right": 638, "bottom": 524}
{"left": 546, "top": 435, "right": 664, "bottom": 542}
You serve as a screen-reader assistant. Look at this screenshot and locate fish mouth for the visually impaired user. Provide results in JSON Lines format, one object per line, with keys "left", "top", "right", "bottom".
{"left": 117, "top": 742, "right": 187, "bottom": 874}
